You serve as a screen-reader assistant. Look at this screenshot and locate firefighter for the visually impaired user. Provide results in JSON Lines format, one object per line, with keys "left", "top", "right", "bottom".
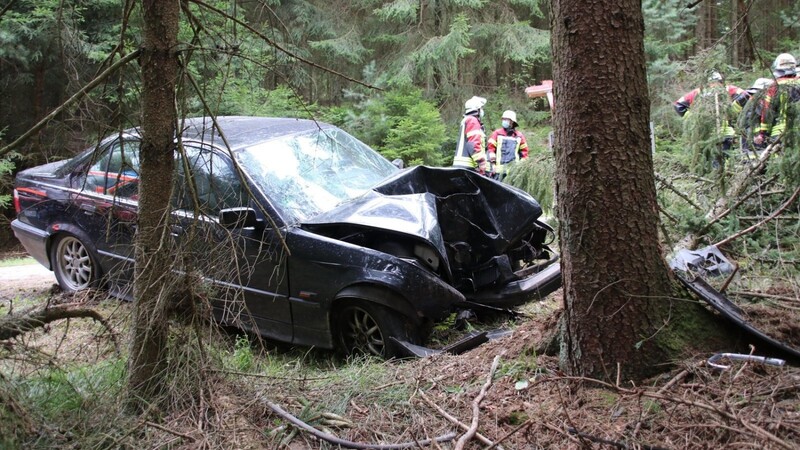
{"left": 754, "top": 53, "right": 800, "bottom": 148}
{"left": 453, "top": 96, "right": 489, "bottom": 175}
{"left": 674, "top": 71, "right": 744, "bottom": 167}
{"left": 487, "top": 110, "right": 528, "bottom": 181}
{"left": 730, "top": 78, "right": 773, "bottom": 155}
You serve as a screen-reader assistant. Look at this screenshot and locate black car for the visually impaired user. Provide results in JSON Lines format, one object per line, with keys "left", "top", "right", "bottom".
{"left": 12, "top": 116, "right": 560, "bottom": 357}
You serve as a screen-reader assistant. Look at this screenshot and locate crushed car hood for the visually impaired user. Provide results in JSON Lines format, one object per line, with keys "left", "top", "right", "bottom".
{"left": 302, "top": 166, "right": 544, "bottom": 272}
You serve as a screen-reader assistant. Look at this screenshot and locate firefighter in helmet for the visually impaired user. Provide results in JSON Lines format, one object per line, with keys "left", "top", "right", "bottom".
{"left": 487, "top": 110, "right": 528, "bottom": 181}
{"left": 754, "top": 53, "right": 800, "bottom": 148}
{"left": 453, "top": 96, "right": 489, "bottom": 175}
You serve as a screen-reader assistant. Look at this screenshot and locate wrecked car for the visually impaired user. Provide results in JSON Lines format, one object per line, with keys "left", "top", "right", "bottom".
{"left": 11, "top": 116, "right": 561, "bottom": 357}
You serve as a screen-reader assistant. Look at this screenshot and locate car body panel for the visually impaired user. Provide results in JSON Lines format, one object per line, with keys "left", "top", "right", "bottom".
{"left": 12, "top": 116, "right": 561, "bottom": 352}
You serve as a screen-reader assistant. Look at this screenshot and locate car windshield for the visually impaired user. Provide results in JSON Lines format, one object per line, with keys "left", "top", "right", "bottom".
{"left": 237, "top": 127, "right": 399, "bottom": 223}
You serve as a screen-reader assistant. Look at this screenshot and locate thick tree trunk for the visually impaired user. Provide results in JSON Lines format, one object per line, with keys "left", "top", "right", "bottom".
{"left": 550, "top": 0, "right": 722, "bottom": 381}
{"left": 126, "top": 0, "right": 180, "bottom": 409}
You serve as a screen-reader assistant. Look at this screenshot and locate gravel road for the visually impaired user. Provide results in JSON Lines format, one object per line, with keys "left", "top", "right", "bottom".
{"left": 0, "top": 262, "right": 56, "bottom": 301}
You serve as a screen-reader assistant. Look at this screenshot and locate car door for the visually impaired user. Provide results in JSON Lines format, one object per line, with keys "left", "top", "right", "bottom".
{"left": 71, "top": 138, "right": 140, "bottom": 296}
{"left": 172, "top": 144, "right": 292, "bottom": 341}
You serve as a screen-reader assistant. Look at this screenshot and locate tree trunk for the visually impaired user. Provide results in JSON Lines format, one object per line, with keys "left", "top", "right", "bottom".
{"left": 126, "top": 0, "right": 180, "bottom": 409}
{"left": 731, "top": 0, "right": 755, "bottom": 68}
{"left": 550, "top": 0, "right": 723, "bottom": 382}
{"left": 694, "top": 0, "right": 717, "bottom": 52}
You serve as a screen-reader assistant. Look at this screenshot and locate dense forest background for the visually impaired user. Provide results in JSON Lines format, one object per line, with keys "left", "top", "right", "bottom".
{"left": 0, "top": 0, "right": 799, "bottom": 230}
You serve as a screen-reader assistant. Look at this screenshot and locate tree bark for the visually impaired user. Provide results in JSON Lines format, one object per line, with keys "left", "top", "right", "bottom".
{"left": 730, "top": 0, "right": 755, "bottom": 68}
{"left": 695, "top": 0, "right": 717, "bottom": 52}
{"left": 126, "top": 0, "right": 180, "bottom": 409}
{"left": 550, "top": 0, "right": 723, "bottom": 381}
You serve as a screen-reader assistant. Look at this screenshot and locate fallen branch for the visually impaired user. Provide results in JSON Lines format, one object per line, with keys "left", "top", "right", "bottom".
{"left": 0, "top": 305, "right": 117, "bottom": 352}
{"left": 675, "top": 141, "right": 783, "bottom": 251}
{"left": 713, "top": 185, "right": 800, "bottom": 248}
{"left": 416, "top": 388, "right": 499, "bottom": 448}
{"left": 145, "top": 421, "right": 197, "bottom": 443}
{"left": 265, "top": 400, "right": 457, "bottom": 449}
{"left": 728, "top": 290, "right": 799, "bottom": 303}
{"left": 696, "top": 174, "right": 779, "bottom": 237}
{"left": 655, "top": 173, "right": 703, "bottom": 211}
{"left": 534, "top": 375, "right": 795, "bottom": 450}
{"left": 454, "top": 354, "right": 501, "bottom": 450}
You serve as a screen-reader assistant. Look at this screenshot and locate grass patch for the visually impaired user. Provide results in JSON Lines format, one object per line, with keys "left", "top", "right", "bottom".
{"left": 0, "top": 257, "right": 37, "bottom": 267}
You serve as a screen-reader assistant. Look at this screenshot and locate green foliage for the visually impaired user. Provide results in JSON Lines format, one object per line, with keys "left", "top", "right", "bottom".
{"left": 229, "top": 335, "right": 256, "bottom": 372}
{"left": 309, "top": 32, "right": 369, "bottom": 65}
{"left": 382, "top": 102, "right": 447, "bottom": 166}
{"left": 472, "top": 21, "right": 549, "bottom": 64}
{"left": 768, "top": 90, "right": 800, "bottom": 186}
{"left": 409, "top": 15, "right": 475, "bottom": 85}
{"left": 339, "top": 86, "right": 449, "bottom": 166}
{"left": 643, "top": 0, "right": 695, "bottom": 63}
{"left": 504, "top": 154, "right": 555, "bottom": 215}
{"left": 19, "top": 359, "right": 125, "bottom": 417}
{"left": 0, "top": 154, "right": 13, "bottom": 210}
{"left": 373, "top": 0, "right": 418, "bottom": 23}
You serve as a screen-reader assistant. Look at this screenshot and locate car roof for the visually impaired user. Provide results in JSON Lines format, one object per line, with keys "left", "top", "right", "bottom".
{"left": 119, "top": 116, "right": 332, "bottom": 151}
{"left": 180, "top": 116, "right": 332, "bottom": 151}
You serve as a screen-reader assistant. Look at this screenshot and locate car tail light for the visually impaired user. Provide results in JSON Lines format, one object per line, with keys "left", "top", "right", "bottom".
{"left": 13, "top": 188, "right": 21, "bottom": 214}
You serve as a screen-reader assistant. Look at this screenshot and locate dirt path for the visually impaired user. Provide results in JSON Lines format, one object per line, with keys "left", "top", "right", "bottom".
{"left": 0, "top": 262, "right": 57, "bottom": 301}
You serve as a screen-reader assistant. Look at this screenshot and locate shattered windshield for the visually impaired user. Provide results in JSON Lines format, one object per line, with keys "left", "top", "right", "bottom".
{"left": 238, "top": 127, "right": 399, "bottom": 223}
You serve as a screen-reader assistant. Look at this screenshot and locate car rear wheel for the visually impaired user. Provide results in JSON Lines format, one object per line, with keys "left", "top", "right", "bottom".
{"left": 51, "top": 234, "right": 100, "bottom": 292}
{"left": 337, "top": 301, "right": 414, "bottom": 359}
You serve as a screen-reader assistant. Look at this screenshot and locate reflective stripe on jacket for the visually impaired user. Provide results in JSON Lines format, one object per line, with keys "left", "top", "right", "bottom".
{"left": 487, "top": 128, "right": 528, "bottom": 174}
{"left": 676, "top": 84, "right": 743, "bottom": 138}
{"left": 453, "top": 115, "right": 487, "bottom": 172}
{"left": 758, "top": 76, "right": 800, "bottom": 137}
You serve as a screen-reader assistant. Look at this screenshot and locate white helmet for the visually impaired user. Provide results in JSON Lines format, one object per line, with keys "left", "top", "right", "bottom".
{"left": 708, "top": 71, "right": 723, "bottom": 82}
{"left": 501, "top": 110, "right": 518, "bottom": 126}
{"left": 751, "top": 77, "right": 773, "bottom": 90}
{"left": 772, "top": 53, "right": 797, "bottom": 77}
{"left": 464, "top": 96, "right": 487, "bottom": 114}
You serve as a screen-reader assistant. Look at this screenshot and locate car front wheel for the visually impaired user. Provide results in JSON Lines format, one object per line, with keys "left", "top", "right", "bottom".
{"left": 51, "top": 234, "right": 100, "bottom": 292}
{"left": 337, "top": 301, "right": 414, "bottom": 359}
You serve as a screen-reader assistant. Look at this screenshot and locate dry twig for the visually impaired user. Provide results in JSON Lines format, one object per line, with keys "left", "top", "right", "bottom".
{"left": 417, "top": 388, "right": 499, "bottom": 448}
{"left": 265, "top": 399, "right": 457, "bottom": 449}
{"left": 455, "top": 354, "right": 502, "bottom": 450}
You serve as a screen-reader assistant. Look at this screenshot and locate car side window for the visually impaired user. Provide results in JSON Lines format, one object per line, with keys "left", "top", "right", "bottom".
{"left": 174, "top": 146, "right": 247, "bottom": 217}
{"left": 85, "top": 140, "right": 140, "bottom": 199}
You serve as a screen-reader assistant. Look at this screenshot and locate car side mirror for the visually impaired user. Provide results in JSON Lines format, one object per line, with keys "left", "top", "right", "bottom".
{"left": 219, "top": 207, "right": 259, "bottom": 229}
{"left": 391, "top": 158, "right": 404, "bottom": 169}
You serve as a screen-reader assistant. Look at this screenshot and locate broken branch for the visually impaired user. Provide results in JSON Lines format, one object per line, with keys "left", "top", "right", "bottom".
{"left": 713, "top": 185, "right": 800, "bottom": 248}
{"left": 0, "top": 305, "right": 117, "bottom": 352}
{"left": 265, "top": 399, "right": 457, "bottom": 449}
{"left": 417, "top": 388, "right": 499, "bottom": 448}
{"left": 454, "top": 354, "right": 501, "bottom": 450}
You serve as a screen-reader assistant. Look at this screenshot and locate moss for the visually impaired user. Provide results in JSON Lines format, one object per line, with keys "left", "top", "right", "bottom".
{"left": 646, "top": 280, "right": 739, "bottom": 361}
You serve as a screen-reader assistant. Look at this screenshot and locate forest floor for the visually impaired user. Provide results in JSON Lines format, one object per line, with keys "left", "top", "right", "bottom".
{"left": 1, "top": 254, "right": 799, "bottom": 449}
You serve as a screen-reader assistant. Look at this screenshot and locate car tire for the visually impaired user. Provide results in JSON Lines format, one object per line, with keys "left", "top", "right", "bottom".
{"left": 50, "top": 234, "right": 101, "bottom": 292}
{"left": 336, "top": 301, "right": 416, "bottom": 359}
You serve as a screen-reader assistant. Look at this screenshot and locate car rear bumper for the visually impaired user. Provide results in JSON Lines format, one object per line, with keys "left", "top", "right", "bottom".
{"left": 465, "top": 257, "right": 562, "bottom": 308}
{"left": 11, "top": 219, "right": 51, "bottom": 270}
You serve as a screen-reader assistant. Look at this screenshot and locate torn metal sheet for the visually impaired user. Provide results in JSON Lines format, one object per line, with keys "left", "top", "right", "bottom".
{"left": 669, "top": 245, "right": 734, "bottom": 277}
{"left": 392, "top": 329, "right": 514, "bottom": 358}
{"left": 677, "top": 274, "right": 800, "bottom": 360}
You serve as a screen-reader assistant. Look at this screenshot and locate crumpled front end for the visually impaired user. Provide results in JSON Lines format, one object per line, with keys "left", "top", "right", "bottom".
{"left": 304, "top": 166, "right": 561, "bottom": 307}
